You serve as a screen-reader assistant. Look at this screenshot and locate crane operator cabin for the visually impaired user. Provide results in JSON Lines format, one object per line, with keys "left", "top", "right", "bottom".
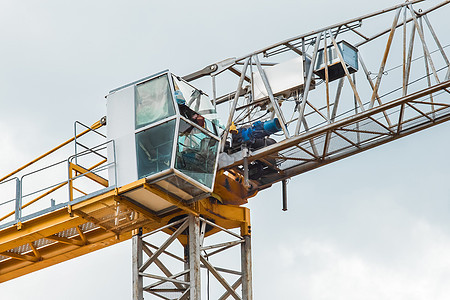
{"left": 106, "top": 71, "right": 221, "bottom": 215}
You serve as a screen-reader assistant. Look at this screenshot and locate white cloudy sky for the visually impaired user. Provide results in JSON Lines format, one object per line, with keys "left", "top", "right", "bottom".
{"left": 1, "top": 0, "right": 450, "bottom": 299}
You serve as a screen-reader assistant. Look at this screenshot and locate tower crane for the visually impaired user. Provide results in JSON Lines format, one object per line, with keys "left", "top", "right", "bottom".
{"left": 1, "top": 1, "right": 450, "bottom": 299}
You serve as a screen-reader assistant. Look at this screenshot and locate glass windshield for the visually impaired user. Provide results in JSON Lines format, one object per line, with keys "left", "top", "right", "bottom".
{"left": 175, "top": 119, "right": 219, "bottom": 189}
{"left": 172, "top": 75, "right": 219, "bottom": 135}
{"left": 136, "top": 120, "right": 176, "bottom": 178}
{"left": 135, "top": 74, "right": 175, "bottom": 129}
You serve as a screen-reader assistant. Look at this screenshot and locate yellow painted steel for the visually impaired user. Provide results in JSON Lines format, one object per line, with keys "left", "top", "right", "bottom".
{"left": 0, "top": 121, "right": 106, "bottom": 223}
{"left": 70, "top": 162, "right": 108, "bottom": 187}
{"left": 0, "top": 160, "right": 108, "bottom": 223}
{"left": 213, "top": 170, "right": 258, "bottom": 205}
{"left": 0, "top": 116, "right": 251, "bottom": 283}
{"left": 0, "top": 119, "right": 104, "bottom": 184}
{"left": 0, "top": 177, "right": 251, "bottom": 283}
{"left": 68, "top": 160, "right": 108, "bottom": 215}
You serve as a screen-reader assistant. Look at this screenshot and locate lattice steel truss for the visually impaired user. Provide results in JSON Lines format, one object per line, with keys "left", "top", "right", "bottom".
{"left": 132, "top": 215, "right": 252, "bottom": 300}
{"left": 184, "top": 0, "right": 450, "bottom": 193}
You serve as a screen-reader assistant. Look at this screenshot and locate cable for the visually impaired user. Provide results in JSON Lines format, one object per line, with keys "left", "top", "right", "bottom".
{"left": 237, "top": 110, "right": 271, "bottom": 126}
{"left": 378, "top": 65, "right": 448, "bottom": 99}
{"left": 383, "top": 44, "right": 450, "bottom": 74}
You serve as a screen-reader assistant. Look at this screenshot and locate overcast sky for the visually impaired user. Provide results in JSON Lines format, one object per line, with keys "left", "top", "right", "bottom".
{"left": 1, "top": 0, "right": 450, "bottom": 299}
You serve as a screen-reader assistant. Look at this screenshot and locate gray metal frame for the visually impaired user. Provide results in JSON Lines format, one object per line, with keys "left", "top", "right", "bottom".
{"left": 132, "top": 215, "right": 252, "bottom": 300}
{"left": 0, "top": 132, "right": 116, "bottom": 230}
{"left": 184, "top": 0, "right": 450, "bottom": 193}
{"left": 133, "top": 71, "right": 221, "bottom": 193}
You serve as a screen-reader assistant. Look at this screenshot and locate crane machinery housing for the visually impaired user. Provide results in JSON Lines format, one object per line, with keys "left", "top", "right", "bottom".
{"left": 1, "top": 1, "right": 450, "bottom": 299}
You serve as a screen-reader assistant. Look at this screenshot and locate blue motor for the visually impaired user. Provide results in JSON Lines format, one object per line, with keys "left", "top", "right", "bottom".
{"left": 228, "top": 118, "right": 282, "bottom": 180}
{"left": 232, "top": 118, "right": 281, "bottom": 147}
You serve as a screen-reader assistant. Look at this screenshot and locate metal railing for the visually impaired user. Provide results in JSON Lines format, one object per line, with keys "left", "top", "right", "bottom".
{"left": 74, "top": 119, "right": 107, "bottom": 165}
{"left": 67, "top": 140, "right": 116, "bottom": 203}
{"left": 0, "top": 177, "right": 21, "bottom": 224}
{"left": 0, "top": 119, "right": 116, "bottom": 230}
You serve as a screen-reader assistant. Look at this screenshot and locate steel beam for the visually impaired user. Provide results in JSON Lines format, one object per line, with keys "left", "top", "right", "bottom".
{"left": 233, "top": 0, "right": 425, "bottom": 62}
{"left": 241, "top": 235, "right": 253, "bottom": 300}
{"left": 296, "top": 32, "right": 322, "bottom": 135}
{"left": 188, "top": 215, "right": 201, "bottom": 299}
{"left": 369, "top": 7, "right": 402, "bottom": 108}
{"left": 132, "top": 209, "right": 252, "bottom": 299}
{"left": 132, "top": 233, "right": 144, "bottom": 300}
{"left": 408, "top": 5, "right": 440, "bottom": 84}
{"left": 222, "top": 80, "right": 450, "bottom": 169}
{"left": 221, "top": 58, "right": 251, "bottom": 151}
{"left": 254, "top": 55, "right": 290, "bottom": 138}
